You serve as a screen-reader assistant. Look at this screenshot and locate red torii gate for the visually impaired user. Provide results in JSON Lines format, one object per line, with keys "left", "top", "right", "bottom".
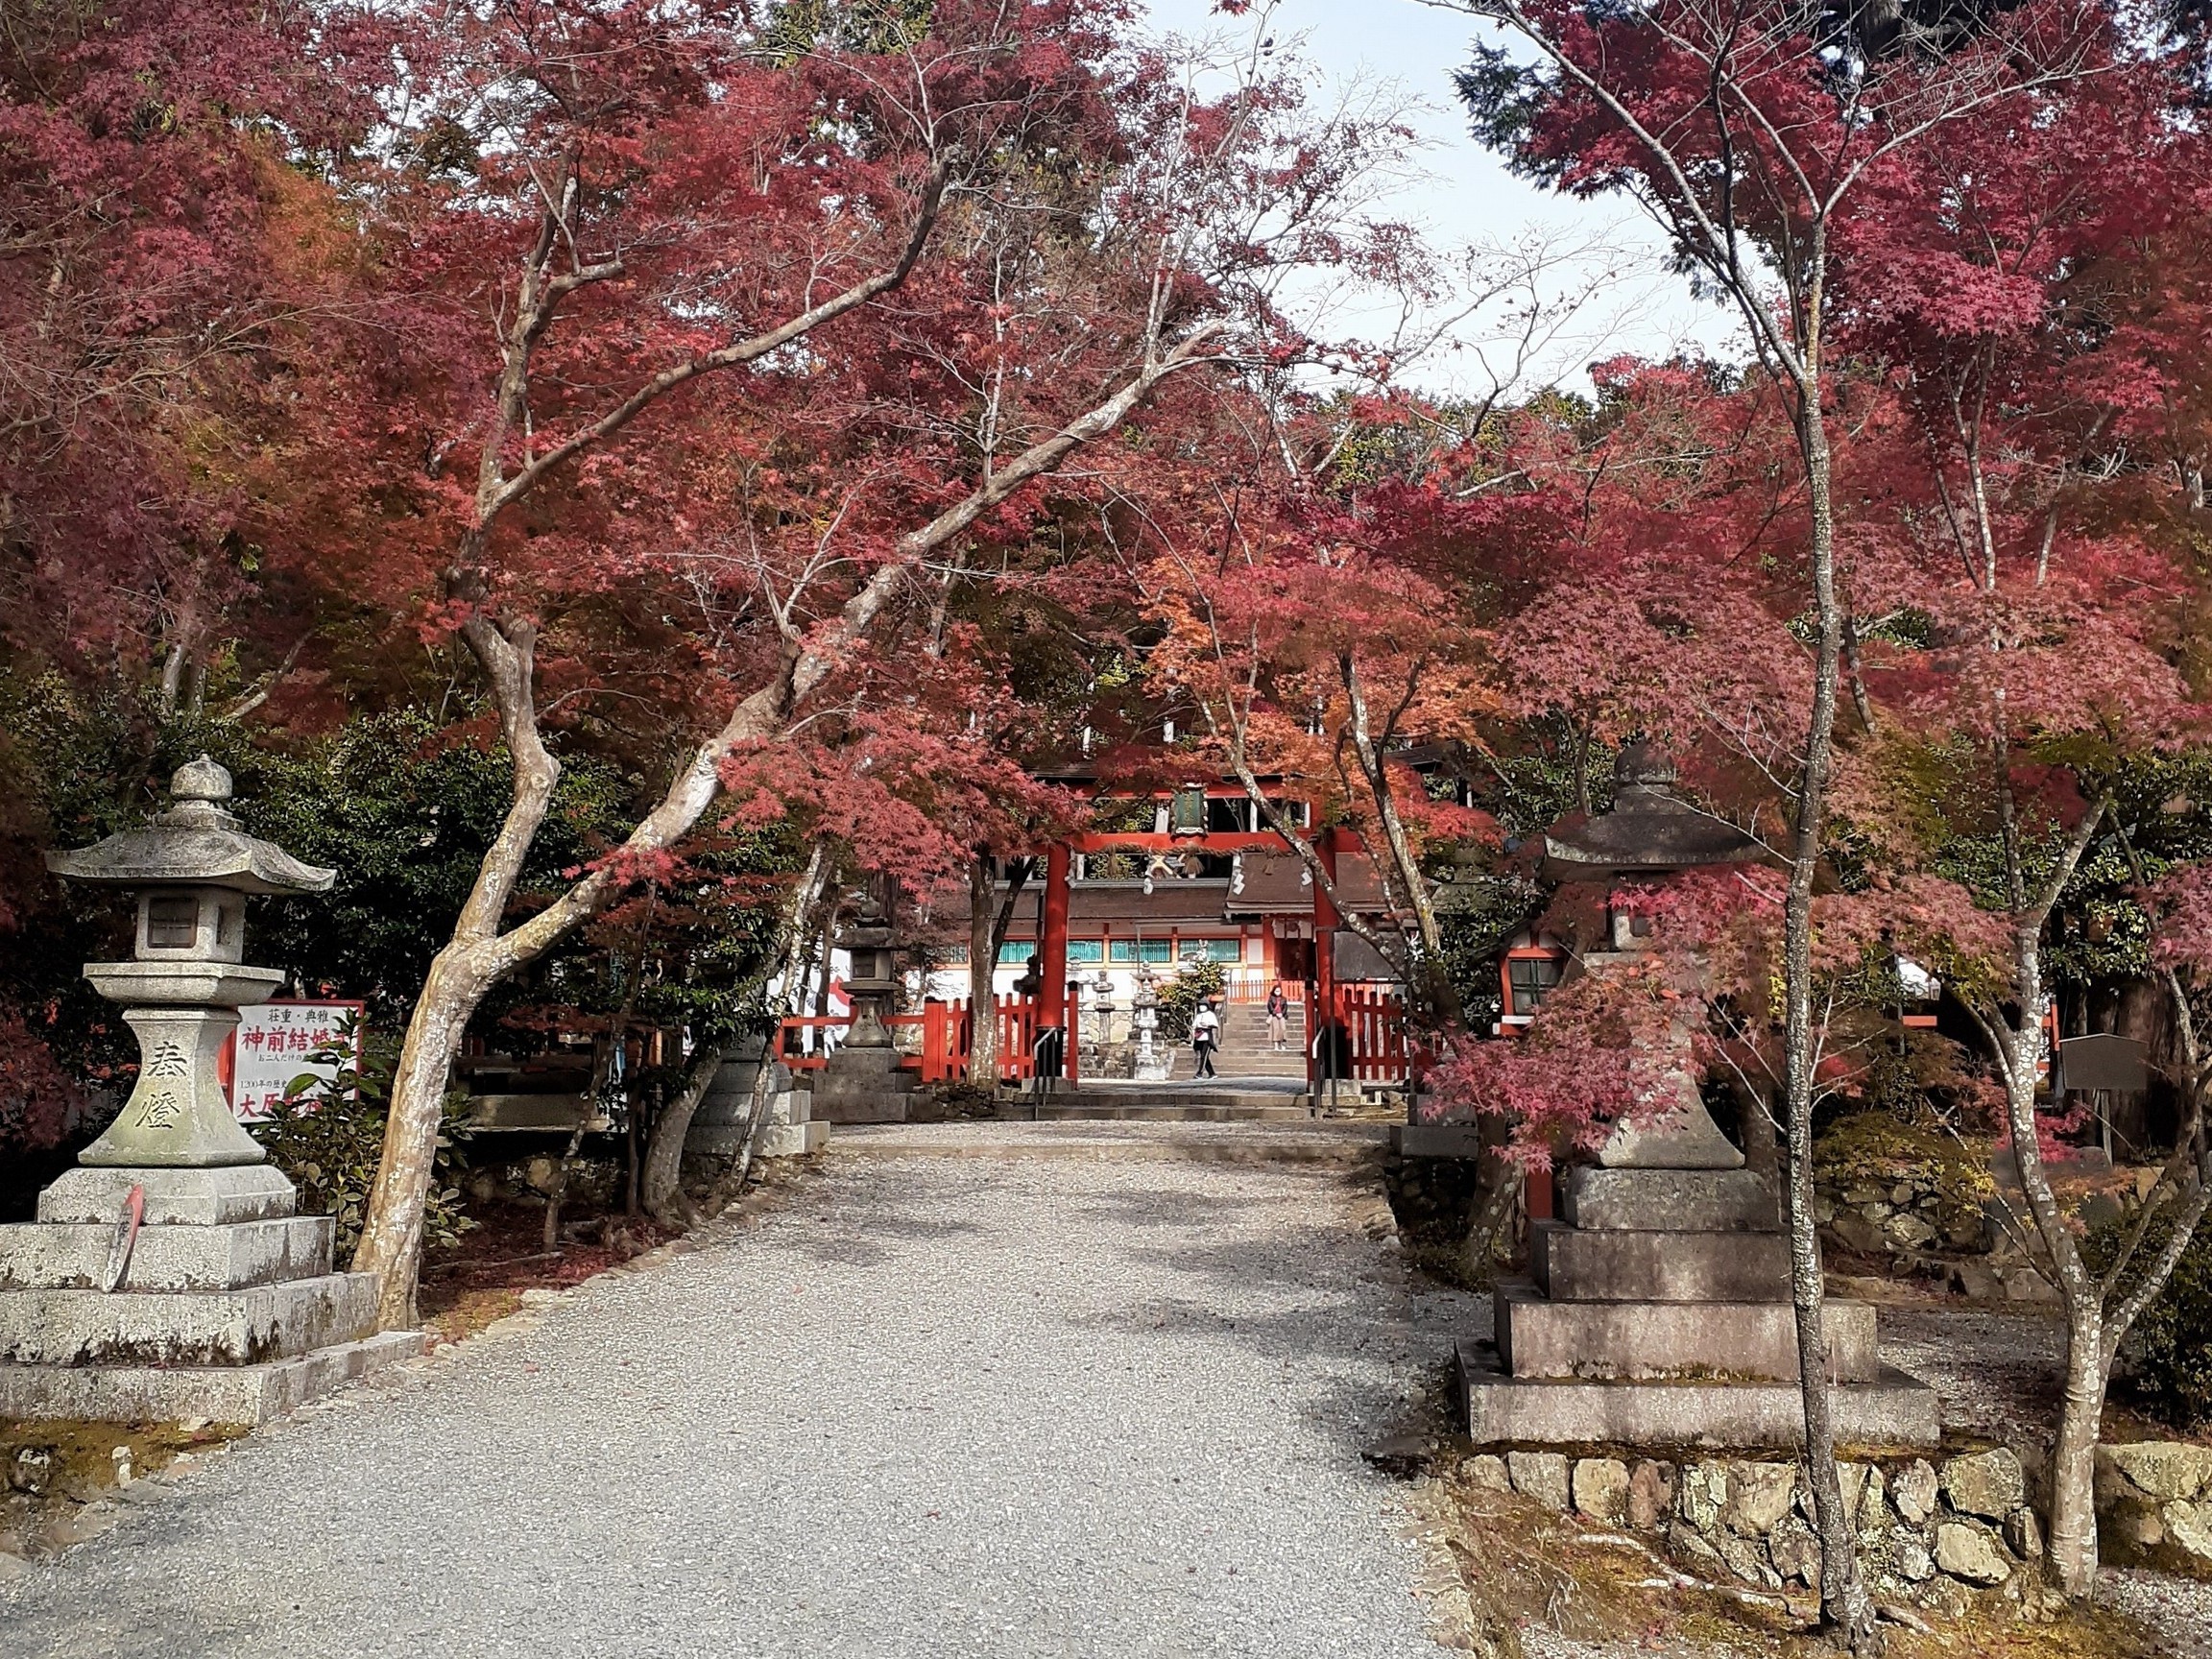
{"left": 778, "top": 814, "right": 1417, "bottom": 1089}
{"left": 1032, "top": 820, "right": 1386, "bottom": 1089}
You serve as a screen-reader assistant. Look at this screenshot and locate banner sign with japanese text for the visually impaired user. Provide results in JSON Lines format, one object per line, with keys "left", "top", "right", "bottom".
{"left": 226, "top": 1000, "right": 365, "bottom": 1121}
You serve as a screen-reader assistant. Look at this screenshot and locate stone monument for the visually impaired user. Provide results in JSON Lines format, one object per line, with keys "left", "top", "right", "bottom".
{"left": 809, "top": 892, "right": 917, "bottom": 1124}
{"left": 0, "top": 757, "right": 420, "bottom": 1424}
{"left": 1458, "top": 741, "right": 1940, "bottom": 1450}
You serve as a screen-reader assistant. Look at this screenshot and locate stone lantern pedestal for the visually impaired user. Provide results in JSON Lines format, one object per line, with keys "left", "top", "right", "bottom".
{"left": 0, "top": 758, "right": 419, "bottom": 1425}
{"left": 685, "top": 1041, "right": 826, "bottom": 1160}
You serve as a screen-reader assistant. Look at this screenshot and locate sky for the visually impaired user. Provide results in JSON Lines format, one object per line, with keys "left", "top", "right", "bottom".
{"left": 1137, "top": 0, "right": 1745, "bottom": 396}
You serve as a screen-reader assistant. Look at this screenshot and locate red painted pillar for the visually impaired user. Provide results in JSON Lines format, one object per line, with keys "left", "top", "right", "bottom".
{"left": 1527, "top": 1167, "right": 1555, "bottom": 1220}
{"left": 1039, "top": 842, "right": 1071, "bottom": 1042}
{"left": 1312, "top": 821, "right": 1339, "bottom": 1088}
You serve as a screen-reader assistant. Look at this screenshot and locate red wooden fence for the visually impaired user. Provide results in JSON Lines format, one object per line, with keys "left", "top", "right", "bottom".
{"left": 774, "top": 995, "right": 1072, "bottom": 1087}
{"left": 1308, "top": 984, "right": 1427, "bottom": 1085}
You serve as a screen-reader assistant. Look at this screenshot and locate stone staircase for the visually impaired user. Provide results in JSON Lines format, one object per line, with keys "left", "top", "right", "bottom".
{"left": 1170, "top": 1000, "right": 1309, "bottom": 1082}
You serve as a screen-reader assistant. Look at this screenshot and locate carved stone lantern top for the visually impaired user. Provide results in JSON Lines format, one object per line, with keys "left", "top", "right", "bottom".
{"left": 46, "top": 757, "right": 335, "bottom": 898}
{"left": 1541, "top": 739, "right": 1763, "bottom": 881}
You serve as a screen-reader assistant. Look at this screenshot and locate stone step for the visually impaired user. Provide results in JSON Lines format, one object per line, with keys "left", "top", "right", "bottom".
{"left": 0, "top": 1330, "right": 422, "bottom": 1427}
{"left": 1531, "top": 1221, "right": 1791, "bottom": 1303}
{"left": 0, "top": 1216, "right": 334, "bottom": 1292}
{"left": 1016, "top": 1087, "right": 1310, "bottom": 1120}
{"left": 1392, "top": 1123, "right": 1486, "bottom": 1158}
{"left": 1219, "top": 1005, "right": 1304, "bottom": 1032}
{"left": 36, "top": 1165, "right": 297, "bottom": 1227}
{"left": 0, "top": 1272, "right": 380, "bottom": 1367}
{"left": 809, "top": 1095, "right": 912, "bottom": 1125}
{"left": 1168, "top": 1055, "right": 1310, "bottom": 1080}
{"left": 754, "top": 1119, "right": 830, "bottom": 1157}
{"left": 1493, "top": 1282, "right": 1879, "bottom": 1382}
{"left": 1560, "top": 1166, "right": 1778, "bottom": 1233}
{"left": 1457, "top": 1340, "right": 1941, "bottom": 1453}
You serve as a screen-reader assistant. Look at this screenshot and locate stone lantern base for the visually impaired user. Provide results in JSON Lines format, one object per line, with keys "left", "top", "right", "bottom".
{"left": 0, "top": 1166, "right": 420, "bottom": 1426}
{"left": 1458, "top": 1165, "right": 1939, "bottom": 1451}
{"left": 809, "top": 1046, "right": 917, "bottom": 1125}
{"left": 684, "top": 1047, "right": 828, "bottom": 1159}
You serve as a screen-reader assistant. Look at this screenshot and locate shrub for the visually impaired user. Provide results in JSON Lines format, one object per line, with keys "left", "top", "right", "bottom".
{"left": 250, "top": 1019, "right": 473, "bottom": 1265}
{"left": 1156, "top": 960, "right": 1229, "bottom": 1044}
{"left": 1813, "top": 1111, "right": 1993, "bottom": 1214}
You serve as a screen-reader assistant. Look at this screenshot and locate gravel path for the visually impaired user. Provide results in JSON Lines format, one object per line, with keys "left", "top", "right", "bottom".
{"left": 1871, "top": 1301, "right": 2068, "bottom": 1447}
{"left": 0, "top": 1136, "right": 1446, "bottom": 1659}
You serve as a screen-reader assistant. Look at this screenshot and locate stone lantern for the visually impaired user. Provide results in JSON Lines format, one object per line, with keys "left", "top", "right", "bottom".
{"left": 1129, "top": 965, "right": 1170, "bottom": 1083}
{"left": 809, "top": 888, "right": 918, "bottom": 1124}
{"left": 837, "top": 896, "right": 900, "bottom": 1051}
{"left": 44, "top": 755, "right": 334, "bottom": 1168}
{"left": 0, "top": 758, "right": 418, "bottom": 1425}
{"left": 1539, "top": 737, "right": 1763, "bottom": 1169}
{"left": 1457, "top": 737, "right": 1940, "bottom": 1453}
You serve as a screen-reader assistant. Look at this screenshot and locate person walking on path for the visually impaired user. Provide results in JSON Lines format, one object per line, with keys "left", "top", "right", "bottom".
{"left": 1190, "top": 998, "right": 1222, "bottom": 1078}
{"left": 1265, "top": 984, "right": 1290, "bottom": 1052}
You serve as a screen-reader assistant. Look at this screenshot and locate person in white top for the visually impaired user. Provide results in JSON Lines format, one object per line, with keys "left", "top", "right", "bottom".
{"left": 1190, "top": 1001, "right": 1222, "bottom": 1078}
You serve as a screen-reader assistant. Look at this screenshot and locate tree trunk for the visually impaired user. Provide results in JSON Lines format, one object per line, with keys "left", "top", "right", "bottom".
{"left": 349, "top": 947, "right": 486, "bottom": 1321}
{"left": 810, "top": 919, "right": 835, "bottom": 1019}
{"left": 969, "top": 857, "right": 1003, "bottom": 1083}
{"left": 967, "top": 854, "right": 1032, "bottom": 1084}
{"left": 1780, "top": 371, "right": 1881, "bottom": 1652}
{"left": 642, "top": 1046, "right": 721, "bottom": 1227}
{"left": 2046, "top": 1307, "right": 2108, "bottom": 1596}
{"left": 715, "top": 847, "right": 834, "bottom": 1204}
{"left": 1982, "top": 804, "right": 2131, "bottom": 1598}
{"left": 1456, "top": 1151, "right": 1522, "bottom": 1286}
{"left": 1994, "top": 966, "right": 2107, "bottom": 1599}
{"left": 624, "top": 1098, "right": 641, "bottom": 1219}
{"left": 542, "top": 1110, "right": 589, "bottom": 1253}
{"left": 1341, "top": 656, "right": 1443, "bottom": 958}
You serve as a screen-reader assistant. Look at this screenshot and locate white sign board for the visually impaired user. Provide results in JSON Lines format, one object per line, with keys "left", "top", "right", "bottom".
{"left": 227, "top": 1000, "right": 364, "bottom": 1121}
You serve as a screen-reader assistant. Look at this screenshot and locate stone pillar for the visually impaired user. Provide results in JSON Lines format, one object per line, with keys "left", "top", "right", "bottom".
{"left": 78, "top": 961, "right": 282, "bottom": 1167}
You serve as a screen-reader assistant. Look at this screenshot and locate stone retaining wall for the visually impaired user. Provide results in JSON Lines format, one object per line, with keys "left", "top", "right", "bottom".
{"left": 1814, "top": 1172, "right": 1986, "bottom": 1263}
{"left": 2097, "top": 1441, "right": 2212, "bottom": 1576}
{"left": 1467, "top": 1442, "right": 2212, "bottom": 1604}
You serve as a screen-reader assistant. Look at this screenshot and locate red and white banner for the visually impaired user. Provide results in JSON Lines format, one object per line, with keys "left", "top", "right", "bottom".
{"left": 224, "top": 999, "right": 365, "bottom": 1121}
